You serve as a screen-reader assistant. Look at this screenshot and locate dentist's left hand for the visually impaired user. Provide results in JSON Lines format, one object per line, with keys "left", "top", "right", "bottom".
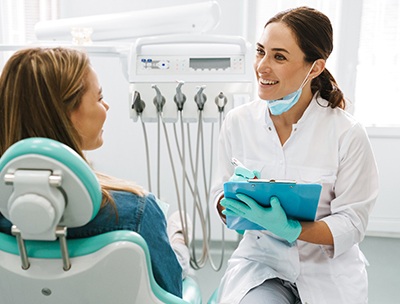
{"left": 221, "top": 194, "right": 302, "bottom": 243}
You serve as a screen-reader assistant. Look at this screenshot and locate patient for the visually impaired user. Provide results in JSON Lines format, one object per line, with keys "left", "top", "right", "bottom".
{"left": 0, "top": 47, "right": 189, "bottom": 298}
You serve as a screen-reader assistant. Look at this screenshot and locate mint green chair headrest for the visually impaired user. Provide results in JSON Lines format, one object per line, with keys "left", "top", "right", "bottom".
{"left": 0, "top": 138, "right": 102, "bottom": 228}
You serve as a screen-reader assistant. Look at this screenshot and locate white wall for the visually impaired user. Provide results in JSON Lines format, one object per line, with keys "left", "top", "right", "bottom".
{"left": 367, "top": 128, "right": 400, "bottom": 237}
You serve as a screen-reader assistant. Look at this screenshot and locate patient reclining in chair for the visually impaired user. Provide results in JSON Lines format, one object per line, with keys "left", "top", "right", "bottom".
{"left": 0, "top": 47, "right": 190, "bottom": 298}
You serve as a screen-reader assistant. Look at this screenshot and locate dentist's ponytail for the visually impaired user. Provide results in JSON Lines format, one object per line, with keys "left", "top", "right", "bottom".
{"left": 312, "top": 69, "right": 345, "bottom": 109}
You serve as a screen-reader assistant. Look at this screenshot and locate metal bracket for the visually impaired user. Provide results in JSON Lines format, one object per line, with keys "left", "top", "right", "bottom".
{"left": 56, "top": 226, "right": 71, "bottom": 271}
{"left": 11, "top": 225, "right": 30, "bottom": 270}
{"left": 11, "top": 225, "right": 71, "bottom": 271}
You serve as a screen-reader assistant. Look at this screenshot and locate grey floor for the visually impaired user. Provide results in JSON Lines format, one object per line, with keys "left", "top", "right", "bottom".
{"left": 190, "top": 236, "right": 400, "bottom": 304}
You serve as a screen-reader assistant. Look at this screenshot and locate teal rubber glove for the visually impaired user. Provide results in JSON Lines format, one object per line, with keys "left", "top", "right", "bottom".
{"left": 228, "top": 165, "right": 260, "bottom": 235}
{"left": 221, "top": 194, "right": 302, "bottom": 243}
{"left": 230, "top": 166, "right": 260, "bottom": 181}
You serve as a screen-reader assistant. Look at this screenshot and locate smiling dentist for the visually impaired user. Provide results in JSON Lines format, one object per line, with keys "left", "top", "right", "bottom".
{"left": 210, "top": 6, "right": 379, "bottom": 304}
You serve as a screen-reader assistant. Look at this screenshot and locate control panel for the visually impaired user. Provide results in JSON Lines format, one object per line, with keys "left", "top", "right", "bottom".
{"left": 136, "top": 56, "right": 245, "bottom": 75}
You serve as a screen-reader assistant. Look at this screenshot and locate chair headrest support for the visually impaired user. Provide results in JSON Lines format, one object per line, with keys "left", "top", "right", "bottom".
{"left": 0, "top": 138, "right": 102, "bottom": 240}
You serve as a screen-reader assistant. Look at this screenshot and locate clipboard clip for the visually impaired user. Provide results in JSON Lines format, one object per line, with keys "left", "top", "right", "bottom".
{"left": 247, "top": 179, "right": 297, "bottom": 184}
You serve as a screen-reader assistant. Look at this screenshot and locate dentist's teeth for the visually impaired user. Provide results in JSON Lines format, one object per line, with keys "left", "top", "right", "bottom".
{"left": 260, "top": 79, "right": 278, "bottom": 85}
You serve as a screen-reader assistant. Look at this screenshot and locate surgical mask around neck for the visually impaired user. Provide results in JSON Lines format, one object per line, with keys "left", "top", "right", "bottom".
{"left": 267, "top": 62, "right": 316, "bottom": 116}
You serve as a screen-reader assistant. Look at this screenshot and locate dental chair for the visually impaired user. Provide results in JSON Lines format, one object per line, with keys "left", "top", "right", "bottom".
{"left": 0, "top": 137, "right": 202, "bottom": 304}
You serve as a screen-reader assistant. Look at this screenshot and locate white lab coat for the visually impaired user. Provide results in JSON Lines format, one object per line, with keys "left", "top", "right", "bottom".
{"left": 211, "top": 95, "right": 379, "bottom": 304}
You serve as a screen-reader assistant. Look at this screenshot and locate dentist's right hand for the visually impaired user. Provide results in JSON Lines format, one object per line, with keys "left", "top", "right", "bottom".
{"left": 222, "top": 164, "right": 261, "bottom": 234}
{"left": 230, "top": 166, "right": 260, "bottom": 181}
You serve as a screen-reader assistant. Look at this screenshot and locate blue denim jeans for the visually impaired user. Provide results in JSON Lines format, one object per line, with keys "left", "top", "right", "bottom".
{"left": 0, "top": 190, "right": 182, "bottom": 298}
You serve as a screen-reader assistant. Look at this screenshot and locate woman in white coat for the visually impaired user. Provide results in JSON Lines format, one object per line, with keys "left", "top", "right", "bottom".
{"left": 211, "top": 6, "right": 379, "bottom": 304}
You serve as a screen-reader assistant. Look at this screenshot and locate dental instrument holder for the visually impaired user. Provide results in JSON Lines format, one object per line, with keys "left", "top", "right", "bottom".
{"left": 174, "top": 81, "right": 186, "bottom": 111}
{"left": 132, "top": 91, "right": 146, "bottom": 117}
{"left": 194, "top": 85, "right": 207, "bottom": 111}
{"left": 215, "top": 92, "right": 228, "bottom": 112}
{"left": 128, "top": 34, "right": 254, "bottom": 123}
{"left": 152, "top": 84, "right": 166, "bottom": 114}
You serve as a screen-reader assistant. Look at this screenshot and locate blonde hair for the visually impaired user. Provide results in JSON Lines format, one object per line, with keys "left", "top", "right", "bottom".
{"left": 0, "top": 47, "right": 144, "bottom": 211}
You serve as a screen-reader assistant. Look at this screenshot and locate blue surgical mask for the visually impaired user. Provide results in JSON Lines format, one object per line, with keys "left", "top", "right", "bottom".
{"left": 267, "top": 62, "right": 316, "bottom": 116}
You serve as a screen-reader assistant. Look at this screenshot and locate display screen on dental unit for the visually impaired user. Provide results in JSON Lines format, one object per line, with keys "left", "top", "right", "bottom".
{"left": 189, "top": 58, "right": 230, "bottom": 70}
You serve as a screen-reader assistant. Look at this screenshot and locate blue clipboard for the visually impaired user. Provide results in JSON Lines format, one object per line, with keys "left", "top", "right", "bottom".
{"left": 223, "top": 179, "right": 322, "bottom": 230}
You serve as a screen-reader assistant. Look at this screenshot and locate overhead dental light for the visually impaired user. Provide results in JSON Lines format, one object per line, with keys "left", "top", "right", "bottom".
{"left": 34, "top": 1, "right": 221, "bottom": 42}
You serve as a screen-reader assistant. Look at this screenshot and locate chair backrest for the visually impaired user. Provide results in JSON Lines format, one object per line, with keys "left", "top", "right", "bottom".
{"left": 0, "top": 138, "right": 194, "bottom": 304}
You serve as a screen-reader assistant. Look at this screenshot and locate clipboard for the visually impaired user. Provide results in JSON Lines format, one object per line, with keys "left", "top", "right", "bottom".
{"left": 223, "top": 179, "right": 322, "bottom": 230}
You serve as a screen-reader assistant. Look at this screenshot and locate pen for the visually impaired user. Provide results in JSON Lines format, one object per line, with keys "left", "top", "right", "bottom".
{"left": 231, "top": 157, "right": 247, "bottom": 169}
